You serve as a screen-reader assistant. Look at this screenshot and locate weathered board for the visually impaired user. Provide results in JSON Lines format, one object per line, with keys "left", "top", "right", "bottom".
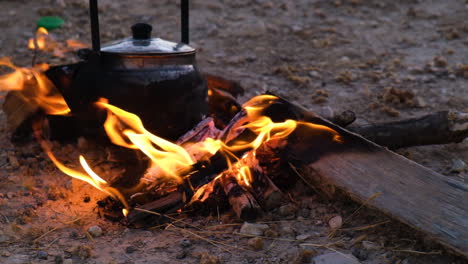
{"left": 297, "top": 121, "right": 468, "bottom": 257}
{"left": 261, "top": 96, "right": 468, "bottom": 258}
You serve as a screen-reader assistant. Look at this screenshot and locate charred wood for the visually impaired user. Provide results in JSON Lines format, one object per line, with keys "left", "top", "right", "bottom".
{"left": 349, "top": 111, "right": 468, "bottom": 149}
{"left": 219, "top": 171, "right": 261, "bottom": 221}
{"left": 204, "top": 73, "right": 244, "bottom": 97}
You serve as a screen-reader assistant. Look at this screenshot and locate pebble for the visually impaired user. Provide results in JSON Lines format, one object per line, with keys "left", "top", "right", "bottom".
{"left": 87, "top": 225, "right": 103, "bottom": 237}
{"left": 295, "top": 233, "right": 312, "bottom": 241}
{"left": 313, "top": 252, "right": 361, "bottom": 264}
{"left": 125, "top": 246, "right": 137, "bottom": 254}
{"left": 6, "top": 192, "right": 15, "bottom": 199}
{"left": 450, "top": 159, "right": 466, "bottom": 173}
{"left": 279, "top": 224, "right": 296, "bottom": 236}
{"left": 247, "top": 237, "right": 264, "bottom": 251}
{"left": 63, "top": 259, "right": 73, "bottom": 264}
{"left": 294, "top": 248, "right": 316, "bottom": 263}
{"left": 179, "top": 238, "right": 192, "bottom": 248}
{"left": 309, "top": 70, "right": 322, "bottom": 79}
{"left": 361, "top": 240, "right": 381, "bottom": 250}
{"left": 1, "top": 250, "right": 11, "bottom": 257}
{"left": 239, "top": 222, "right": 269, "bottom": 236}
{"left": 328, "top": 215, "right": 343, "bottom": 229}
{"left": 414, "top": 96, "right": 427, "bottom": 108}
{"left": 408, "top": 66, "right": 424, "bottom": 74}
{"left": 433, "top": 56, "right": 448, "bottom": 67}
{"left": 448, "top": 73, "right": 457, "bottom": 80}
{"left": 198, "top": 252, "right": 220, "bottom": 264}
{"left": 278, "top": 204, "right": 297, "bottom": 216}
{"left": 37, "top": 251, "right": 48, "bottom": 260}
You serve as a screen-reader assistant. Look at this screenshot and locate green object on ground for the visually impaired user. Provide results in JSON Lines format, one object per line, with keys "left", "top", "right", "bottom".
{"left": 36, "top": 16, "right": 65, "bottom": 30}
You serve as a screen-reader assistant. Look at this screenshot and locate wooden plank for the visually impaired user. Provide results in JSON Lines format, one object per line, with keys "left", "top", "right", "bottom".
{"left": 260, "top": 96, "right": 468, "bottom": 257}
{"left": 294, "top": 123, "right": 468, "bottom": 257}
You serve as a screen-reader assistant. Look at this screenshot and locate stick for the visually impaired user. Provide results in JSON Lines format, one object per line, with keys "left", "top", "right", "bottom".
{"left": 349, "top": 111, "right": 468, "bottom": 149}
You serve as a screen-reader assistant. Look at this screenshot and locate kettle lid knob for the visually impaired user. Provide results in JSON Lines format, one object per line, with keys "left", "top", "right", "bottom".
{"left": 131, "top": 23, "right": 152, "bottom": 39}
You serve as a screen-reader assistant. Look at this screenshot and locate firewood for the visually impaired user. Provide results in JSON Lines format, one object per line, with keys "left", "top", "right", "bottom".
{"left": 186, "top": 179, "right": 228, "bottom": 215}
{"left": 2, "top": 91, "right": 40, "bottom": 141}
{"left": 349, "top": 111, "right": 468, "bottom": 149}
{"left": 208, "top": 87, "right": 242, "bottom": 128}
{"left": 263, "top": 95, "right": 468, "bottom": 258}
{"left": 204, "top": 73, "right": 244, "bottom": 97}
{"left": 219, "top": 171, "right": 261, "bottom": 221}
{"left": 126, "top": 191, "right": 185, "bottom": 225}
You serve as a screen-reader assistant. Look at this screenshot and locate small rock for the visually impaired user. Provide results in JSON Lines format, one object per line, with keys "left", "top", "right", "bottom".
{"left": 125, "top": 246, "right": 137, "bottom": 254}
{"left": 450, "top": 159, "right": 466, "bottom": 173}
{"left": 295, "top": 233, "right": 312, "bottom": 241}
{"left": 87, "top": 225, "right": 102, "bottom": 237}
{"left": 198, "top": 252, "right": 220, "bottom": 264}
{"left": 448, "top": 73, "right": 457, "bottom": 80}
{"left": 309, "top": 71, "right": 322, "bottom": 79}
{"left": 408, "top": 66, "right": 424, "bottom": 74}
{"left": 340, "top": 56, "right": 351, "bottom": 63}
{"left": 328, "top": 215, "right": 343, "bottom": 229}
{"left": 294, "top": 248, "right": 316, "bottom": 263}
{"left": 37, "top": 251, "right": 48, "bottom": 260}
{"left": 279, "top": 224, "right": 296, "bottom": 236}
{"left": 179, "top": 238, "right": 192, "bottom": 248}
{"left": 319, "top": 106, "right": 335, "bottom": 120}
{"left": 351, "top": 247, "right": 368, "bottom": 261}
{"left": 434, "top": 56, "right": 448, "bottom": 67}
{"left": 239, "top": 222, "right": 269, "bottom": 236}
{"left": 1, "top": 250, "right": 11, "bottom": 257}
{"left": 414, "top": 96, "right": 427, "bottom": 108}
{"left": 6, "top": 192, "right": 15, "bottom": 199}
{"left": 361, "top": 240, "right": 380, "bottom": 250}
{"left": 313, "top": 252, "right": 361, "bottom": 264}
{"left": 63, "top": 259, "right": 73, "bottom": 264}
{"left": 264, "top": 229, "right": 279, "bottom": 237}
{"left": 278, "top": 204, "right": 297, "bottom": 216}
{"left": 247, "top": 237, "right": 264, "bottom": 251}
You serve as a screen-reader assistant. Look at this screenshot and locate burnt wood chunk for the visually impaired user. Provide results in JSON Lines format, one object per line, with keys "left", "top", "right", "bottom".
{"left": 220, "top": 172, "right": 261, "bottom": 221}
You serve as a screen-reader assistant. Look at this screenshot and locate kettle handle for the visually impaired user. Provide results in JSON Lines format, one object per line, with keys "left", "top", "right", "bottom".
{"left": 88, "top": 0, "right": 190, "bottom": 52}
{"left": 181, "top": 0, "right": 189, "bottom": 44}
{"left": 89, "top": 0, "right": 100, "bottom": 52}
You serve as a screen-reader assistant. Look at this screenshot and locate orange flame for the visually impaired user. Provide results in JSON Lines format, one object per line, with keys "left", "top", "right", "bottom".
{"left": 28, "top": 27, "right": 50, "bottom": 51}
{"left": 27, "top": 27, "right": 87, "bottom": 57}
{"left": 0, "top": 57, "right": 70, "bottom": 115}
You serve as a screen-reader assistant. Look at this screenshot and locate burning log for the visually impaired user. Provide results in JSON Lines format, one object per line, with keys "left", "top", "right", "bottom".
{"left": 219, "top": 171, "right": 261, "bottom": 221}
{"left": 349, "top": 111, "right": 468, "bottom": 149}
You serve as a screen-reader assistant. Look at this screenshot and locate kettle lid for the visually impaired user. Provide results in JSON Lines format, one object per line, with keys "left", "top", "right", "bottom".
{"left": 100, "top": 23, "right": 195, "bottom": 55}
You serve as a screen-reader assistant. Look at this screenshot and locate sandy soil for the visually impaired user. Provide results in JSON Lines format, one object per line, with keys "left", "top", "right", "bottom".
{"left": 0, "top": 0, "right": 467, "bottom": 263}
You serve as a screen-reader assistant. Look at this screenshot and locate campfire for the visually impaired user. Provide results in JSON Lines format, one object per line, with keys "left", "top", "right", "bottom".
{"left": 1, "top": 0, "right": 468, "bottom": 259}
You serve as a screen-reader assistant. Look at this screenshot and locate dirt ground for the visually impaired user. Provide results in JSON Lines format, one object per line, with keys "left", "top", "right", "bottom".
{"left": 0, "top": 0, "right": 467, "bottom": 263}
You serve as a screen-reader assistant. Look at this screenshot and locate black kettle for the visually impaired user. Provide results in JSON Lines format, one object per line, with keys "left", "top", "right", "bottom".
{"left": 47, "top": 0, "right": 207, "bottom": 140}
